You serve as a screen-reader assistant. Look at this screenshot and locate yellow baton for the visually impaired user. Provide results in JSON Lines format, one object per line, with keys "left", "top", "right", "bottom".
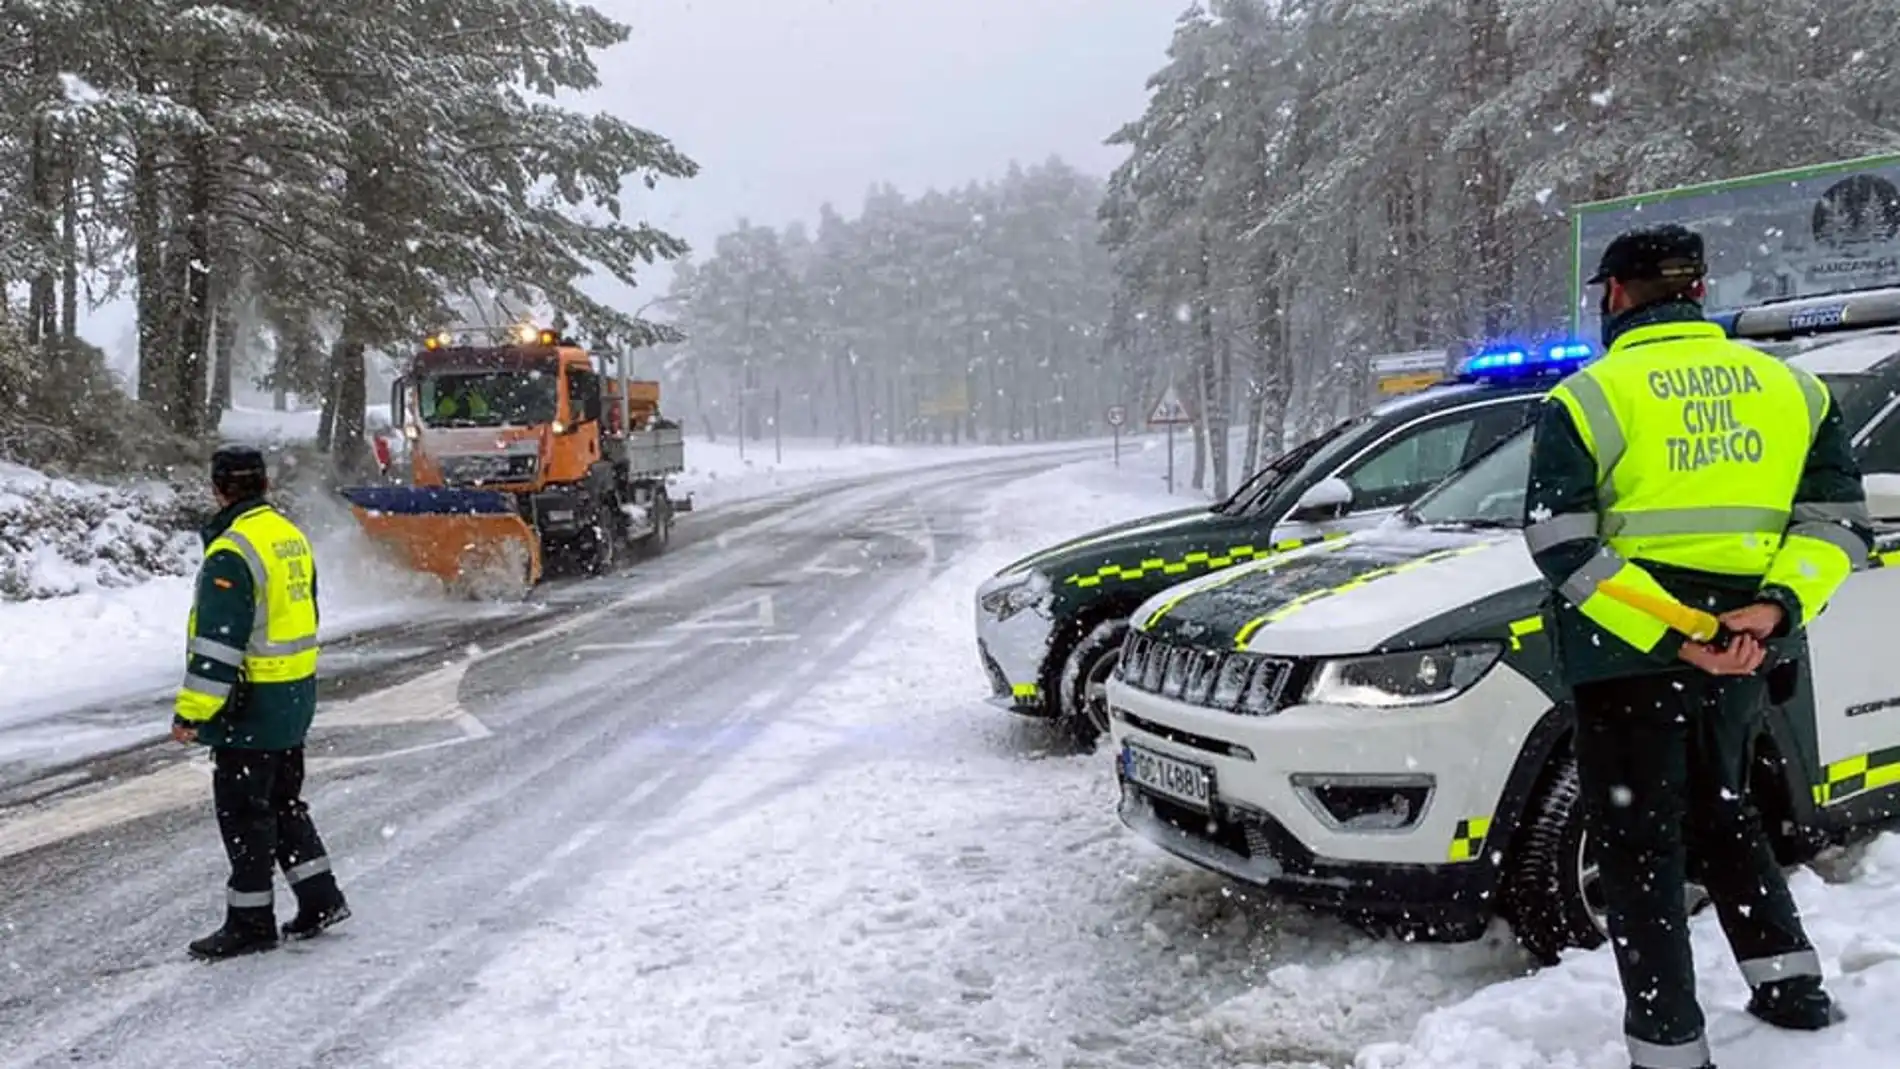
{"left": 1596, "top": 581, "right": 1725, "bottom": 644}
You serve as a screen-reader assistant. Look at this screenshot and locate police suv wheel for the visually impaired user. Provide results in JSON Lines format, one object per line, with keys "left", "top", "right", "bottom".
{"left": 1503, "top": 752, "right": 1607, "bottom": 965}
{"left": 1060, "top": 619, "right": 1127, "bottom": 744}
{"left": 1505, "top": 750, "right": 1716, "bottom": 966}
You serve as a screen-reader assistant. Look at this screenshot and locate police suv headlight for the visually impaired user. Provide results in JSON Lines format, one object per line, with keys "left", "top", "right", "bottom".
{"left": 1303, "top": 642, "right": 1502, "bottom": 708}
{"left": 979, "top": 570, "right": 1052, "bottom": 621}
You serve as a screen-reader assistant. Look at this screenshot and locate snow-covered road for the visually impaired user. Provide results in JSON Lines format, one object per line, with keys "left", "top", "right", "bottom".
{"left": 5, "top": 442, "right": 1898, "bottom": 1069}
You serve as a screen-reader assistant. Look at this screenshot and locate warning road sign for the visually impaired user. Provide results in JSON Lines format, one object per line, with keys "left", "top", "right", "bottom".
{"left": 1147, "top": 385, "right": 1192, "bottom": 425}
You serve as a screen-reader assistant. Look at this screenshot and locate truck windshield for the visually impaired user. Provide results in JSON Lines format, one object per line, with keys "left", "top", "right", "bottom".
{"left": 1404, "top": 429, "right": 1533, "bottom": 529}
{"left": 418, "top": 370, "right": 558, "bottom": 428}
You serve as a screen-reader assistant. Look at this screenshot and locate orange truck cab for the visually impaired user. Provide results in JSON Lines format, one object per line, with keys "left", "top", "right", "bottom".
{"left": 342, "top": 324, "right": 687, "bottom": 590}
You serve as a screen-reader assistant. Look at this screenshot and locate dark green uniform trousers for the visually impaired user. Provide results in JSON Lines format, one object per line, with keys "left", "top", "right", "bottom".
{"left": 1573, "top": 669, "right": 1820, "bottom": 1069}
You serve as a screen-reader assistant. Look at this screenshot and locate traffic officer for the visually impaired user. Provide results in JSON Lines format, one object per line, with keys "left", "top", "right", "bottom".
{"left": 175, "top": 445, "right": 350, "bottom": 960}
{"left": 1525, "top": 224, "right": 1870, "bottom": 1068}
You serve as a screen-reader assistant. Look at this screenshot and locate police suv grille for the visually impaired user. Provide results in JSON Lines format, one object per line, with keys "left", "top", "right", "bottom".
{"left": 1117, "top": 631, "right": 1297, "bottom": 715}
{"left": 440, "top": 452, "right": 538, "bottom": 486}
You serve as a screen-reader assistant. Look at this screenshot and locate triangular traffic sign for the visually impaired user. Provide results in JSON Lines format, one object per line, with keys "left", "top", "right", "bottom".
{"left": 1147, "top": 384, "right": 1192, "bottom": 425}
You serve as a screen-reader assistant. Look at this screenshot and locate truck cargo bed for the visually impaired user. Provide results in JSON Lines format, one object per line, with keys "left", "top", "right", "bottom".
{"left": 618, "top": 425, "right": 686, "bottom": 477}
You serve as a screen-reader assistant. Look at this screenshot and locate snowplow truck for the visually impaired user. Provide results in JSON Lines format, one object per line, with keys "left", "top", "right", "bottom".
{"left": 340, "top": 324, "right": 688, "bottom": 590}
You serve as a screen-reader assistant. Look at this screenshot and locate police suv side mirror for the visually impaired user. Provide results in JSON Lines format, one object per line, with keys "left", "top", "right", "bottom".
{"left": 1290, "top": 476, "right": 1353, "bottom": 521}
{"left": 1862, "top": 473, "right": 1900, "bottom": 523}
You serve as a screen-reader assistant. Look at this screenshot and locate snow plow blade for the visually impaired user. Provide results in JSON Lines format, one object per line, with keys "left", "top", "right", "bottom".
{"left": 339, "top": 486, "right": 542, "bottom": 590}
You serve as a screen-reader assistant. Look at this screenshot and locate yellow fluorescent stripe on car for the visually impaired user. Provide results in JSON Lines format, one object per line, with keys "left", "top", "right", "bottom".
{"left": 1230, "top": 542, "right": 1497, "bottom": 650}
{"left": 1012, "top": 683, "right": 1040, "bottom": 699}
{"left": 1139, "top": 533, "right": 1357, "bottom": 631}
{"left": 1064, "top": 532, "right": 1343, "bottom": 589}
{"left": 1507, "top": 614, "right": 1544, "bottom": 651}
{"left": 1448, "top": 816, "right": 1492, "bottom": 862}
{"left": 1813, "top": 748, "right": 1900, "bottom": 805}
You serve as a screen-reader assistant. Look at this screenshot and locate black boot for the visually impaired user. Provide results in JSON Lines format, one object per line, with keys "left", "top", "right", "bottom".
{"left": 188, "top": 907, "right": 279, "bottom": 961}
{"left": 1747, "top": 976, "right": 1843, "bottom": 1030}
{"left": 282, "top": 876, "right": 350, "bottom": 940}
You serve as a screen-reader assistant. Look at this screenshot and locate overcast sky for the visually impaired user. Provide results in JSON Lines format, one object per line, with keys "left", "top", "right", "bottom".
{"left": 83, "top": 0, "right": 1180, "bottom": 373}
{"left": 595, "top": 0, "right": 1178, "bottom": 267}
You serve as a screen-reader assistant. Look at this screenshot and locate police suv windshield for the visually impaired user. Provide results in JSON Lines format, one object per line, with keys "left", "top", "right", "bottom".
{"left": 1213, "top": 413, "right": 1366, "bottom": 515}
{"left": 1403, "top": 370, "right": 1874, "bottom": 533}
{"left": 1405, "top": 428, "right": 1533, "bottom": 529}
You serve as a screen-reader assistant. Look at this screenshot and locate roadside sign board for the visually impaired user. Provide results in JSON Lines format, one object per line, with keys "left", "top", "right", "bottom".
{"left": 1106, "top": 404, "right": 1126, "bottom": 427}
{"left": 1147, "top": 385, "right": 1192, "bottom": 426}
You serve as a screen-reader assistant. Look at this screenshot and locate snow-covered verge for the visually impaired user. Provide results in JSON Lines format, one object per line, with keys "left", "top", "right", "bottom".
{"left": 1355, "top": 839, "right": 1900, "bottom": 1069}
{"left": 382, "top": 446, "right": 1526, "bottom": 1069}
{"left": 0, "top": 462, "right": 201, "bottom": 601}
{"left": 0, "top": 484, "right": 448, "bottom": 741}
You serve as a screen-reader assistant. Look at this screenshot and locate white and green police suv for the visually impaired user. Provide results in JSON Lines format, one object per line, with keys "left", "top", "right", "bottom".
{"left": 1106, "top": 286, "right": 1900, "bottom": 963}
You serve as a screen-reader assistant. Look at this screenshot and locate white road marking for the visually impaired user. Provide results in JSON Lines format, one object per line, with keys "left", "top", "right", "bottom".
{"left": 0, "top": 761, "right": 211, "bottom": 860}
{"left": 676, "top": 592, "right": 775, "bottom": 631}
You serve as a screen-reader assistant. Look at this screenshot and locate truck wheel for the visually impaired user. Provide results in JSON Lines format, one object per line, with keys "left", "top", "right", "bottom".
{"left": 1502, "top": 753, "right": 1606, "bottom": 965}
{"left": 638, "top": 492, "right": 672, "bottom": 553}
{"left": 1058, "top": 619, "right": 1128, "bottom": 745}
{"left": 1503, "top": 751, "right": 1714, "bottom": 966}
{"left": 584, "top": 514, "right": 618, "bottom": 575}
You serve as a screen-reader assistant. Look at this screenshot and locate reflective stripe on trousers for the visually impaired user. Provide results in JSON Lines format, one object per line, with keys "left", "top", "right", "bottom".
{"left": 287, "top": 856, "right": 332, "bottom": 885}
{"left": 1739, "top": 948, "right": 1823, "bottom": 987}
{"left": 1628, "top": 1033, "right": 1711, "bottom": 1069}
{"left": 227, "top": 887, "right": 272, "bottom": 908}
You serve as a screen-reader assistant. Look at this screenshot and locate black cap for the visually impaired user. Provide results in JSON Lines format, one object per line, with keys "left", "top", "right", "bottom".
{"left": 1587, "top": 223, "right": 1706, "bottom": 285}
{"left": 210, "top": 444, "right": 267, "bottom": 483}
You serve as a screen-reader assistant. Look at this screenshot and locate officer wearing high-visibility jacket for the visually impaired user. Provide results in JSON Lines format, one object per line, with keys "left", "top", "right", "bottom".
{"left": 1526, "top": 224, "right": 1870, "bottom": 1069}
{"left": 174, "top": 445, "right": 349, "bottom": 960}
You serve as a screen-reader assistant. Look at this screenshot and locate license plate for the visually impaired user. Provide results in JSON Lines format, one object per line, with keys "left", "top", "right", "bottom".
{"left": 1122, "top": 743, "right": 1214, "bottom": 811}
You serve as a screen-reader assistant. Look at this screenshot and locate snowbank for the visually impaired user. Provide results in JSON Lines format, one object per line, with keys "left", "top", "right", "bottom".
{"left": 0, "top": 462, "right": 201, "bottom": 600}
{"left": 1351, "top": 839, "right": 1900, "bottom": 1069}
{"left": 385, "top": 448, "right": 1527, "bottom": 1068}
{"left": 0, "top": 485, "right": 447, "bottom": 730}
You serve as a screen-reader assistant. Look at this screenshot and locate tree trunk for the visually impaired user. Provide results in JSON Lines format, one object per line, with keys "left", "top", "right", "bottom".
{"left": 210, "top": 302, "right": 235, "bottom": 418}
{"left": 315, "top": 340, "right": 340, "bottom": 450}
{"left": 330, "top": 309, "right": 371, "bottom": 472}
{"left": 27, "top": 122, "right": 57, "bottom": 345}
{"left": 174, "top": 89, "right": 216, "bottom": 439}
{"left": 59, "top": 164, "right": 78, "bottom": 339}
{"left": 133, "top": 112, "right": 170, "bottom": 407}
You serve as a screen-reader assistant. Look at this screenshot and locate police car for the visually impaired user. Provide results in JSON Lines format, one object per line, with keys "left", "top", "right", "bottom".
{"left": 1105, "top": 286, "right": 1900, "bottom": 963}
{"left": 974, "top": 346, "right": 1590, "bottom": 742}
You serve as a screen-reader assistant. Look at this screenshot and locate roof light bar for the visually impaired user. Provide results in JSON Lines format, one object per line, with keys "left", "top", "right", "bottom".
{"left": 1456, "top": 339, "right": 1594, "bottom": 382}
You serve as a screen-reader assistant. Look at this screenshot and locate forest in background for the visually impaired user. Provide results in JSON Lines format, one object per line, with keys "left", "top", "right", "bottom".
{"left": 6, "top": 0, "right": 1900, "bottom": 499}
{"left": 0, "top": 0, "right": 693, "bottom": 474}
{"left": 658, "top": 159, "right": 1112, "bottom": 448}
{"left": 666, "top": 0, "right": 1900, "bottom": 498}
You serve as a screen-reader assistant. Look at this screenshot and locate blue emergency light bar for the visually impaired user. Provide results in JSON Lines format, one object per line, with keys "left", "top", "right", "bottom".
{"left": 1456, "top": 339, "right": 1594, "bottom": 381}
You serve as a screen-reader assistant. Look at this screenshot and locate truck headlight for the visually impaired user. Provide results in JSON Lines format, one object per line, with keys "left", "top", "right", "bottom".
{"left": 1303, "top": 642, "right": 1502, "bottom": 708}
{"left": 979, "top": 571, "right": 1052, "bottom": 622}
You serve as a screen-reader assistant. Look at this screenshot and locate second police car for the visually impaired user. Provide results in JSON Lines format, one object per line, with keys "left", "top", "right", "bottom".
{"left": 1106, "top": 286, "right": 1900, "bottom": 963}
{"left": 973, "top": 347, "right": 1584, "bottom": 742}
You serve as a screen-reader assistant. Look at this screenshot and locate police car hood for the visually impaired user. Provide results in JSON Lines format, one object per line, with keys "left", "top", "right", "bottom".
{"left": 1133, "top": 521, "right": 1540, "bottom": 657}
{"left": 993, "top": 506, "right": 1213, "bottom": 576}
